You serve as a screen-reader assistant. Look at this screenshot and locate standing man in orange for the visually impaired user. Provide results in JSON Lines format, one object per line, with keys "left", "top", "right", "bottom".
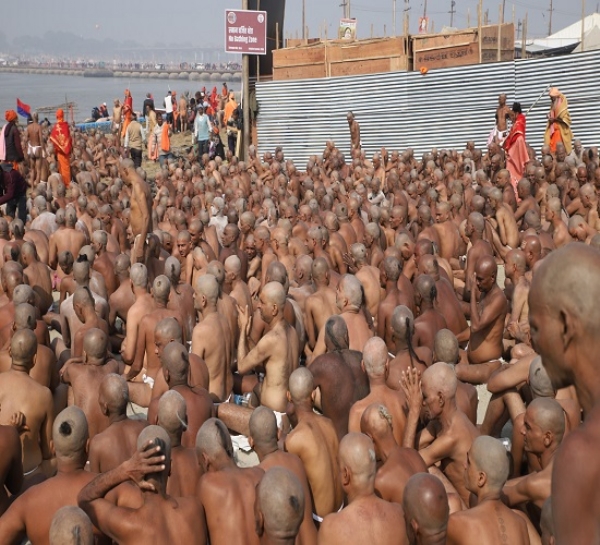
{"left": 544, "top": 87, "right": 573, "bottom": 154}
{"left": 49, "top": 108, "right": 72, "bottom": 187}
{"left": 120, "top": 89, "right": 133, "bottom": 144}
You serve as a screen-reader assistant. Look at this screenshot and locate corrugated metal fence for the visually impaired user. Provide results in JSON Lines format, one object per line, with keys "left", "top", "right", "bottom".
{"left": 256, "top": 49, "right": 600, "bottom": 164}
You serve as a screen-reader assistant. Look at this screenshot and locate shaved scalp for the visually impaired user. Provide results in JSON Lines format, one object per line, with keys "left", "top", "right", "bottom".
{"left": 157, "top": 390, "right": 188, "bottom": 435}
{"left": 99, "top": 374, "right": 129, "bottom": 415}
{"left": 258, "top": 468, "right": 305, "bottom": 540}
{"left": 152, "top": 275, "right": 171, "bottom": 305}
{"left": 266, "top": 261, "right": 288, "bottom": 286}
{"left": 196, "top": 418, "right": 234, "bottom": 459}
{"left": 528, "top": 356, "right": 555, "bottom": 398}
{"left": 339, "top": 432, "right": 377, "bottom": 482}
{"left": 195, "top": 274, "right": 219, "bottom": 305}
{"left": 249, "top": 406, "right": 278, "bottom": 448}
{"left": 289, "top": 367, "right": 314, "bottom": 403}
{"left": 403, "top": 474, "right": 449, "bottom": 536}
{"left": 162, "top": 342, "right": 189, "bottom": 380}
{"left": 506, "top": 249, "right": 526, "bottom": 273}
{"left": 14, "top": 303, "right": 36, "bottom": 331}
{"left": 13, "top": 284, "right": 34, "bottom": 306}
{"left": 391, "top": 305, "right": 415, "bottom": 339}
{"left": 164, "top": 257, "right": 181, "bottom": 281}
{"left": 422, "top": 362, "right": 458, "bottom": 399}
{"left": 468, "top": 212, "right": 485, "bottom": 233}
{"left": 415, "top": 274, "right": 437, "bottom": 303}
{"left": 470, "top": 436, "right": 510, "bottom": 489}
{"left": 53, "top": 406, "right": 89, "bottom": 459}
{"left": 312, "top": 257, "right": 330, "bottom": 282}
{"left": 529, "top": 397, "right": 565, "bottom": 443}
{"left": 433, "top": 329, "right": 459, "bottom": 365}
{"left": 475, "top": 254, "right": 497, "bottom": 278}
{"left": 382, "top": 256, "right": 402, "bottom": 282}
{"left": 130, "top": 263, "right": 149, "bottom": 288}
{"left": 224, "top": 255, "right": 242, "bottom": 276}
{"left": 339, "top": 274, "right": 363, "bottom": 308}
{"left": 324, "top": 315, "right": 349, "bottom": 351}
{"left": 11, "top": 329, "right": 37, "bottom": 364}
{"left": 49, "top": 506, "right": 94, "bottom": 545}
{"left": 207, "top": 261, "right": 226, "bottom": 286}
{"left": 362, "top": 336, "right": 388, "bottom": 378}
{"left": 262, "top": 281, "right": 287, "bottom": 307}
{"left": 360, "top": 403, "right": 394, "bottom": 437}
{"left": 82, "top": 328, "right": 108, "bottom": 360}
{"left": 155, "top": 317, "right": 182, "bottom": 343}
{"left": 137, "top": 425, "right": 171, "bottom": 480}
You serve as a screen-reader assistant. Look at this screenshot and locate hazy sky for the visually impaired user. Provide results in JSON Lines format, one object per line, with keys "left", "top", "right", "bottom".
{"left": 2, "top": 0, "right": 595, "bottom": 50}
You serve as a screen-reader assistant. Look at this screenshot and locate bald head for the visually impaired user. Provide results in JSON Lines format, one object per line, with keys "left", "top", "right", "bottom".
{"left": 130, "top": 263, "right": 149, "bottom": 289}
{"left": 528, "top": 397, "right": 565, "bottom": 443}
{"left": 391, "top": 305, "right": 415, "bottom": 341}
{"left": 261, "top": 281, "right": 286, "bottom": 307}
{"left": 99, "top": 374, "right": 129, "bottom": 415}
{"left": 155, "top": 317, "right": 182, "bottom": 344}
{"left": 249, "top": 406, "right": 279, "bottom": 449}
{"left": 422, "top": 362, "right": 457, "bottom": 400}
{"left": 162, "top": 342, "right": 189, "bottom": 381}
{"left": 196, "top": 418, "right": 234, "bottom": 460}
{"left": 10, "top": 329, "right": 37, "bottom": 366}
{"left": 164, "top": 257, "right": 181, "bottom": 281}
{"left": 339, "top": 433, "right": 377, "bottom": 487}
{"left": 362, "top": 337, "right": 388, "bottom": 378}
{"left": 157, "top": 390, "right": 188, "bottom": 436}
{"left": 195, "top": 274, "right": 219, "bottom": 306}
{"left": 311, "top": 257, "right": 330, "bottom": 283}
{"left": 257, "top": 468, "right": 305, "bottom": 541}
{"left": 82, "top": 328, "right": 108, "bottom": 360}
{"left": 152, "top": 275, "right": 171, "bottom": 305}
{"left": 13, "top": 284, "right": 34, "bottom": 306}
{"left": 529, "top": 356, "right": 555, "bottom": 398}
{"left": 136, "top": 425, "right": 171, "bottom": 480}
{"left": 469, "top": 436, "right": 510, "bottom": 490}
{"left": 14, "top": 303, "right": 36, "bottom": 331}
{"left": 433, "top": 329, "right": 459, "bottom": 365}
{"left": 288, "top": 367, "right": 314, "bottom": 403}
{"left": 53, "top": 406, "right": 89, "bottom": 460}
{"left": 529, "top": 244, "right": 600, "bottom": 389}
{"left": 324, "top": 314, "right": 349, "bottom": 352}
{"left": 339, "top": 274, "right": 363, "bottom": 308}
{"left": 360, "top": 403, "right": 395, "bottom": 438}
{"left": 49, "top": 507, "right": 93, "bottom": 545}
{"left": 403, "top": 474, "right": 449, "bottom": 540}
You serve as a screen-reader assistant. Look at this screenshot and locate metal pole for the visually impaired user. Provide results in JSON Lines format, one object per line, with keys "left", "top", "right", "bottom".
{"left": 581, "top": 0, "right": 586, "bottom": 50}
{"left": 498, "top": 4, "right": 503, "bottom": 61}
{"left": 302, "top": 0, "right": 306, "bottom": 40}
{"left": 450, "top": 0, "right": 456, "bottom": 26}
{"left": 521, "top": 12, "right": 527, "bottom": 58}
{"left": 242, "top": 0, "right": 250, "bottom": 161}
{"left": 478, "top": 0, "right": 483, "bottom": 62}
{"left": 393, "top": 0, "right": 397, "bottom": 35}
{"left": 549, "top": 0, "right": 553, "bottom": 35}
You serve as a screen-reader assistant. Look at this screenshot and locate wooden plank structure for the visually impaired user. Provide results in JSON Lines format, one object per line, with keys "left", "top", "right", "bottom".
{"left": 412, "top": 24, "right": 514, "bottom": 70}
{"left": 273, "top": 37, "right": 410, "bottom": 81}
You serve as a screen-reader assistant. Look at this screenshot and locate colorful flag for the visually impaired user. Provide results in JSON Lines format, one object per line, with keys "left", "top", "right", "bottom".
{"left": 16, "top": 99, "right": 31, "bottom": 118}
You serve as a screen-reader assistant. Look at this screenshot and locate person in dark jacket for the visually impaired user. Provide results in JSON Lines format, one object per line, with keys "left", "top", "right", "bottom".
{"left": 2, "top": 110, "right": 24, "bottom": 166}
{"left": 0, "top": 162, "right": 28, "bottom": 223}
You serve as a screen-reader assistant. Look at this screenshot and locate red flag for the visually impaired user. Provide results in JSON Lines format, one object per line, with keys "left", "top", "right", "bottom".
{"left": 16, "top": 99, "right": 31, "bottom": 118}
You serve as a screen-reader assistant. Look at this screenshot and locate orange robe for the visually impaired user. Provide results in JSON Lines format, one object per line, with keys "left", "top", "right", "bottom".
{"left": 49, "top": 118, "right": 73, "bottom": 187}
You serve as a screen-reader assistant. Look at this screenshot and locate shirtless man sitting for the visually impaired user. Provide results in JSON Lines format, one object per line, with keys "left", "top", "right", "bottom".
{"left": 255, "top": 468, "right": 305, "bottom": 545}
{"left": 403, "top": 474, "right": 449, "bottom": 545}
{"left": 22, "top": 242, "right": 53, "bottom": 313}
{"left": 248, "top": 406, "right": 318, "bottom": 545}
{"left": 447, "top": 436, "right": 531, "bottom": 545}
{"left": 196, "top": 418, "right": 263, "bottom": 545}
{"left": 61, "top": 328, "right": 121, "bottom": 438}
{"left": 309, "top": 316, "right": 369, "bottom": 440}
{"left": 70, "top": 287, "right": 109, "bottom": 359}
{"left": 304, "top": 258, "right": 339, "bottom": 352}
{"left": 312, "top": 274, "right": 373, "bottom": 358}
{"left": 456, "top": 255, "right": 508, "bottom": 385}
{"left": 318, "top": 433, "right": 408, "bottom": 545}
{"left": 156, "top": 391, "right": 202, "bottom": 498}
{"left": 360, "top": 403, "right": 426, "bottom": 504}
{"left": 0, "top": 329, "right": 54, "bottom": 480}
{"left": 348, "top": 337, "right": 408, "bottom": 446}
{"left": 192, "top": 274, "right": 233, "bottom": 402}
{"left": 148, "top": 342, "right": 213, "bottom": 449}
{"left": 88, "top": 374, "right": 148, "bottom": 473}
{"left": 79, "top": 425, "right": 206, "bottom": 545}
{"left": 402, "top": 363, "right": 480, "bottom": 505}
{"left": 0, "top": 407, "right": 96, "bottom": 545}
{"left": 414, "top": 274, "right": 448, "bottom": 354}
{"left": 285, "top": 367, "right": 343, "bottom": 523}
{"left": 237, "top": 282, "right": 298, "bottom": 408}
{"left": 502, "top": 397, "right": 564, "bottom": 509}
{"left": 504, "top": 249, "right": 530, "bottom": 345}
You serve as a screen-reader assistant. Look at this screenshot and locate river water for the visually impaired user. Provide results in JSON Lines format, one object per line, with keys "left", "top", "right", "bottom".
{"left": 0, "top": 72, "right": 225, "bottom": 123}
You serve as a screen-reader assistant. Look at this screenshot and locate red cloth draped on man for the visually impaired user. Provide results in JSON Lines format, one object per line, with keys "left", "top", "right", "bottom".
{"left": 49, "top": 108, "right": 72, "bottom": 187}
{"left": 503, "top": 102, "right": 529, "bottom": 197}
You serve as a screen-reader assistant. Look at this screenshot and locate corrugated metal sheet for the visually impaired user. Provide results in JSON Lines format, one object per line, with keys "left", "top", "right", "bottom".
{"left": 256, "top": 49, "right": 600, "bottom": 164}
